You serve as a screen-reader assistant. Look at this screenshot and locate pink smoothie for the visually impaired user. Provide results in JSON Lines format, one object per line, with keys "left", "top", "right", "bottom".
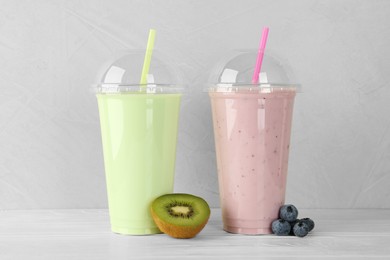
{"left": 209, "top": 88, "right": 296, "bottom": 234}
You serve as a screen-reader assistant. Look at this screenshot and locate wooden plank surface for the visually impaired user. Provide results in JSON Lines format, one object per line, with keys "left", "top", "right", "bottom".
{"left": 1, "top": 209, "right": 389, "bottom": 259}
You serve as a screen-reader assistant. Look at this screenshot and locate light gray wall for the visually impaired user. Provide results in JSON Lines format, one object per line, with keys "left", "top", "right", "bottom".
{"left": 1, "top": 0, "right": 389, "bottom": 209}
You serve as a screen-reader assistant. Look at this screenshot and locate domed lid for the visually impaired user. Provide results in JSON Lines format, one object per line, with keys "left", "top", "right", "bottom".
{"left": 208, "top": 49, "right": 300, "bottom": 92}
{"left": 95, "top": 50, "right": 183, "bottom": 94}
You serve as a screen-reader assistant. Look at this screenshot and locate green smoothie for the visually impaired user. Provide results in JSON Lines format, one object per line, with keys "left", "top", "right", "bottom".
{"left": 97, "top": 93, "right": 181, "bottom": 235}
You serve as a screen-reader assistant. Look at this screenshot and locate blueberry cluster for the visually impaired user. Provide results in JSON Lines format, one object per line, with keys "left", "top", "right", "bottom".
{"left": 271, "top": 204, "right": 315, "bottom": 237}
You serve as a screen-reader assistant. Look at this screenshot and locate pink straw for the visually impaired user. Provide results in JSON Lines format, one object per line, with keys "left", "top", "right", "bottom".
{"left": 252, "top": 27, "right": 269, "bottom": 84}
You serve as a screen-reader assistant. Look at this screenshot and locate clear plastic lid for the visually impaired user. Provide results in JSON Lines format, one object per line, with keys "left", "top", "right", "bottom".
{"left": 95, "top": 50, "right": 183, "bottom": 94}
{"left": 208, "top": 49, "right": 301, "bottom": 92}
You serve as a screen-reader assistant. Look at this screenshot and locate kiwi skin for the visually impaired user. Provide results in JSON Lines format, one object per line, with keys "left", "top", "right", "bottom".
{"left": 150, "top": 193, "right": 210, "bottom": 239}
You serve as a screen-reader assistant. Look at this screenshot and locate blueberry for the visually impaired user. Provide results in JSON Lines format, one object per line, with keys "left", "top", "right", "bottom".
{"left": 300, "top": 218, "right": 315, "bottom": 232}
{"left": 293, "top": 221, "right": 309, "bottom": 237}
{"left": 271, "top": 219, "right": 291, "bottom": 236}
{"left": 279, "top": 204, "right": 298, "bottom": 222}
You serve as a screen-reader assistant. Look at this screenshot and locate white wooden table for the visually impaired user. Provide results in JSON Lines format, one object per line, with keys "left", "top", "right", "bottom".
{"left": 1, "top": 208, "right": 389, "bottom": 259}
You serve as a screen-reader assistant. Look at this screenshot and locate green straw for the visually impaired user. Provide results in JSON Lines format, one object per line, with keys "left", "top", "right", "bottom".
{"left": 140, "top": 29, "right": 156, "bottom": 86}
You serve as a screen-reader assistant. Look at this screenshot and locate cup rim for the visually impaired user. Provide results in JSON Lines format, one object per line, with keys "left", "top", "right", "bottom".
{"left": 93, "top": 83, "right": 184, "bottom": 94}
{"left": 206, "top": 83, "right": 302, "bottom": 93}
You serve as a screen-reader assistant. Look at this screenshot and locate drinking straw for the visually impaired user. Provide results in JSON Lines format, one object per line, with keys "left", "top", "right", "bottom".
{"left": 140, "top": 29, "right": 156, "bottom": 86}
{"left": 252, "top": 27, "right": 269, "bottom": 84}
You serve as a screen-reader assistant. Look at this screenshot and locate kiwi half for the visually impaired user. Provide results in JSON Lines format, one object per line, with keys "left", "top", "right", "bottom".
{"left": 150, "top": 193, "right": 210, "bottom": 239}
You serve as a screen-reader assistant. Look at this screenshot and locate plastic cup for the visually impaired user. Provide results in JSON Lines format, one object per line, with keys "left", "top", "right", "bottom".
{"left": 208, "top": 50, "right": 300, "bottom": 234}
{"left": 97, "top": 87, "right": 181, "bottom": 235}
{"left": 95, "top": 52, "right": 183, "bottom": 235}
